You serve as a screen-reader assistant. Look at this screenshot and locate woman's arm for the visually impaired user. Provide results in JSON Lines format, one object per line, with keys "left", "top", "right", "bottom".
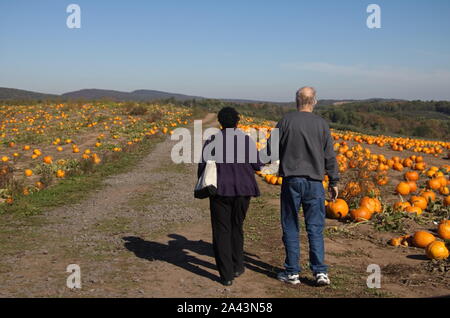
{"left": 246, "top": 135, "right": 264, "bottom": 171}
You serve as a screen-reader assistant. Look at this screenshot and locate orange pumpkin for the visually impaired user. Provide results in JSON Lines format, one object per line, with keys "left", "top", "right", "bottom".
{"left": 407, "top": 181, "right": 418, "bottom": 193}
{"left": 269, "top": 176, "right": 278, "bottom": 185}
{"left": 427, "top": 178, "right": 441, "bottom": 190}
{"left": 326, "top": 199, "right": 349, "bottom": 219}
{"left": 43, "top": 156, "right": 53, "bottom": 164}
{"left": 24, "top": 169, "right": 33, "bottom": 177}
{"left": 372, "top": 198, "right": 382, "bottom": 213}
{"left": 410, "top": 196, "right": 428, "bottom": 210}
{"left": 437, "top": 220, "right": 450, "bottom": 240}
{"left": 436, "top": 176, "right": 448, "bottom": 187}
{"left": 359, "top": 197, "right": 377, "bottom": 214}
{"left": 389, "top": 235, "right": 411, "bottom": 247}
{"left": 400, "top": 235, "right": 412, "bottom": 247}
{"left": 405, "top": 206, "right": 423, "bottom": 215}
{"left": 426, "top": 241, "right": 449, "bottom": 260}
{"left": 444, "top": 196, "right": 450, "bottom": 207}
{"left": 403, "top": 158, "right": 413, "bottom": 168}
{"left": 35, "top": 181, "right": 45, "bottom": 189}
{"left": 396, "top": 182, "right": 411, "bottom": 196}
{"left": 440, "top": 186, "right": 450, "bottom": 195}
{"left": 56, "top": 170, "right": 65, "bottom": 178}
{"left": 387, "top": 159, "right": 395, "bottom": 168}
{"left": 412, "top": 231, "right": 436, "bottom": 248}
{"left": 277, "top": 177, "right": 283, "bottom": 185}
{"left": 414, "top": 162, "right": 426, "bottom": 171}
{"left": 393, "top": 201, "right": 411, "bottom": 212}
{"left": 389, "top": 237, "right": 402, "bottom": 247}
{"left": 421, "top": 190, "right": 436, "bottom": 203}
{"left": 350, "top": 207, "right": 372, "bottom": 222}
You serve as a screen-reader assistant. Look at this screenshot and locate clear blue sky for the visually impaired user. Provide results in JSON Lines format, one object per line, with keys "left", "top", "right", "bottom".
{"left": 1, "top": 0, "right": 450, "bottom": 101}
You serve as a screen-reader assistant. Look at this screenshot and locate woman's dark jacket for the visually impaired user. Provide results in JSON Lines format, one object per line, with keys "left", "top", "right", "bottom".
{"left": 197, "top": 129, "right": 263, "bottom": 197}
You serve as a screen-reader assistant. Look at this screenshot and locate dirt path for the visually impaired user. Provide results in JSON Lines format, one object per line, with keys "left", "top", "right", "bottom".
{"left": 0, "top": 113, "right": 273, "bottom": 297}
{"left": 0, "top": 113, "right": 448, "bottom": 298}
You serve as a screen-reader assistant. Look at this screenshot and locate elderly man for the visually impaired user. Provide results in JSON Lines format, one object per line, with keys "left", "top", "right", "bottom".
{"left": 274, "top": 87, "right": 339, "bottom": 286}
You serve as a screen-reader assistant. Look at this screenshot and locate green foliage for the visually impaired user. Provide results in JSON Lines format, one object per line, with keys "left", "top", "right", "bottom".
{"left": 127, "top": 105, "right": 148, "bottom": 116}
{"left": 181, "top": 98, "right": 450, "bottom": 140}
{"left": 318, "top": 100, "right": 450, "bottom": 140}
{"left": 371, "top": 208, "right": 406, "bottom": 233}
{"left": 36, "top": 164, "right": 54, "bottom": 187}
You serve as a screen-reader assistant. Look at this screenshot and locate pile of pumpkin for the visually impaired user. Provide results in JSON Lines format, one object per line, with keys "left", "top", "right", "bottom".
{"left": 256, "top": 172, "right": 283, "bottom": 186}
{"left": 331, "top": 142, "right": 444, "bottom": 176}
{"left": 332, "top": 130, "right": 450, "bottom": 157}
{"left": 389, "top": 220, "right": 450, "bottom": 260}
{"left": 326, "top": 196, "right": 382, "bottom": 222}
{"left": 239, "top": 120, "right": 275, "bottom": 151}
{"left": 394, "top": 169, "right": 450, "bottom": 215}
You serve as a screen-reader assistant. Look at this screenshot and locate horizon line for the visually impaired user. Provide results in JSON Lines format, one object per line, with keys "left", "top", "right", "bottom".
{"left": 2, "top": 86, "right": 450, "bottom": 103}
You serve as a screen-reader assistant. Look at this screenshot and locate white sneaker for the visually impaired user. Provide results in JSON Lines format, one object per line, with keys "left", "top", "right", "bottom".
{"left": 315, "top": 273, "right": 331, "bottom": 286}
{"left": 277, "top": 271, "right": 301, "bottom": 285}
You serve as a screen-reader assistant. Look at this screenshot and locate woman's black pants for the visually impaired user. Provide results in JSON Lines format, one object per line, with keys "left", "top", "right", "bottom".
{"left": 209, "top": 195, "right": 251, "bottom": 281}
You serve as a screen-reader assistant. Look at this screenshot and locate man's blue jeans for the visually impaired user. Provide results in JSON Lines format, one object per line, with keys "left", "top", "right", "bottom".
{"left": 281, "top": 177, "right": 328, "bottom": 275}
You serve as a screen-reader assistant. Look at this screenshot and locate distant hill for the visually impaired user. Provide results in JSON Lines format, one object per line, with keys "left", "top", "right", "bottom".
{"left": 131, "top": 89, "right": 204, "bottom": 101}
{"left": 0, "top": 87, "right": 403, "bottom": 106}
{"left": 0, "top": 87, "right": 204, "bottom": 102}
{"left": 0, "top": 87, "right": 58, "bottom": 101}
{"left": 61, "top": 89, "right": 204, "bottom": 102}
{"left": 60, "top": 89, "right": 131, "bottom": 101}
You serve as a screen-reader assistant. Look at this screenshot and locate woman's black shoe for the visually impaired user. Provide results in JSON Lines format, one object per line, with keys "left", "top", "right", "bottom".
{"left": 234, "top": 269, "right": 245, "bottom": 278}
{"left": 221, "top": 279, "right": 233, "bottom": 286}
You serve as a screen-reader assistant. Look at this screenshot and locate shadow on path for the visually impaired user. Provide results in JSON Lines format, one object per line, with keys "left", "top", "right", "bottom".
{"left": 123, "top": 234, "right": 281, "bottom": 283}
{"left": 406, "top": 254, "right": 429, "bottom": 261}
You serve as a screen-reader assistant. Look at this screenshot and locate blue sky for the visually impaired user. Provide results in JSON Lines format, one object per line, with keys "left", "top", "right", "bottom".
{"left": 1, "top": 0, "right": 450, "bottom": 101}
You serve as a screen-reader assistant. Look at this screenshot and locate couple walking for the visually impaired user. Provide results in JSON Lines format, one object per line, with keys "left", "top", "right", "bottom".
{"left": 197, "top": 87, "right": 340, "bottom": 287}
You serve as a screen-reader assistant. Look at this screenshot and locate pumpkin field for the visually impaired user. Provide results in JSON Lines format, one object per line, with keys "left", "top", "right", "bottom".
{"left": 0, "top": 102, "right": 192, "bottom": 214}
{"left": 254, "top": 123, "right": 450, "bottom": 257}
{"left": 0, "top": 103, "right": 449, "bottom": 297}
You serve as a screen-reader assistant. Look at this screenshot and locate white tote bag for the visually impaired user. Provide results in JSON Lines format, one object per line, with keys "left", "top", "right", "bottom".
{"left": 194, "top": 160, "right": 217, "bottom": 199}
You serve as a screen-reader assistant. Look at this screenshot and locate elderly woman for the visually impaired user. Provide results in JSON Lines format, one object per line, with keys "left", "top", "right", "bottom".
{"left": 198, "top": 107, "right": 263, "bottom": 286}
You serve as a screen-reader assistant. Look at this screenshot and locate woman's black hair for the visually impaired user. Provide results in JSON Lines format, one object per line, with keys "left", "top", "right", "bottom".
{"left": 218, "top": 107, "right": 240, "bottom": 128}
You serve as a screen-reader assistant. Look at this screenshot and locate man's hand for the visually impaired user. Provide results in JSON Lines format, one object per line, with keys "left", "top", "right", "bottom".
{"left": 328, "top": 186, "right": 339, "bottom": 202}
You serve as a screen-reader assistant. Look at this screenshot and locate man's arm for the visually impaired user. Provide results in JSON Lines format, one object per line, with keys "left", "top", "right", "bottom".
{"left": 323, "top": 124, "right": 339, "bottom": 187}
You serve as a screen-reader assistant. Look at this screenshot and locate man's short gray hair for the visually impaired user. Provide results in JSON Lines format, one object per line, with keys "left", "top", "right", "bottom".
{"left": 296, "top": 87, "right": 317, "bottom": 109}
